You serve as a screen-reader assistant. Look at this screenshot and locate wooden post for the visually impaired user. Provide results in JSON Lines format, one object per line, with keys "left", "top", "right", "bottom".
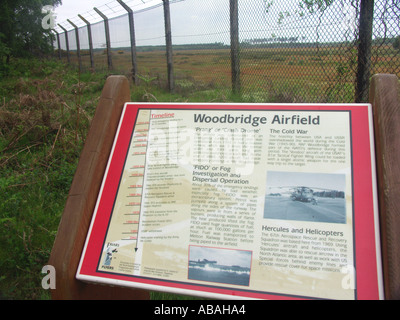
{"left": 163, "top": 0, "right": 174, "bottom": 93}
{"left": 230, "top": 0, "right": 241, "bottom": 95}
{"left": 369, "top": 73, "right": 400, "bottom": 300}
{"left": 356, "top": 0, "right": 374, "bottom": 102}
{"left": 78, "top": 14, "right": 95, "bottom": 70}
{"left": 48, "top": 76, "right": 149, "bottom": 300}
{"left": 58, "top": 24, "right": 70, "bottom": 64}
{"left": 117, "top": 0, "right": 139, "bottom": 85}
{"left": 94, "top": 7, "right": 113, "bottom": 71}
{"left": 67, "top": 19, "right": 82, "bottom": 71}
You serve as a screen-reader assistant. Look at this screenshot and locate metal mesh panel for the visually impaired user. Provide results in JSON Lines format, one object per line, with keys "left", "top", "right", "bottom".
{"left": 135, "top": 4, "right": 166, "bottom": 47}
{"left": 109, "top": 14, "right": 131, "bottom": 48}
{"left": 91, "top": 20, "right": 107, "bottom": 49}
{"left": 53, "top": 0, "right": 400, "bottom": 102}
{"left": 170, "top": 0, "right": 231, "bottom": 91}
{"left": 237, "top": 0, "right": 399, "bottom": 102}
{"left": 134, "top": 4, "right": 167, "bottom": 82}
{"left": 372, "top": 0, "right": 400, "bottom": 76}
{"left": 90, "top": 20, "right": 108, "bottom": 71}
{"left": 77, "top": 26, "right": 91, "bottom": 69}
{"left": 238, "top": 0, "right": 360, "bottom": 102}
{"left": 78, "top": 26, "right": 90, "bottom": 50}
{"left": 59, "top": 33, "right": 67, "bottom": 51}
{"left": 172, "top": 0, "right": 230, "bottom": 45}
{"left": 109, "top": 14, "right": 132, "bottom": 73}
{"left": 65, "top": 29, "right": 79, "bottom": 66}
{"left": 67, "top": 29, "right": 76, "bottom": 51}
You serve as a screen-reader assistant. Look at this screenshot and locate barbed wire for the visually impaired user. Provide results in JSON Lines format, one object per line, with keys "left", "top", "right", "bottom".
{"left": 55, "top": 0, "right": 184, "bottom": 32}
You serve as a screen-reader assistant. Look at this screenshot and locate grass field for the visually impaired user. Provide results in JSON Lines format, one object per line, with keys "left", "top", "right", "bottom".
{"left": 65, "top": 44, "right": 400, "bottom": 103}
{"left": 0, "top": 58, "right": 106, "bottom": 299}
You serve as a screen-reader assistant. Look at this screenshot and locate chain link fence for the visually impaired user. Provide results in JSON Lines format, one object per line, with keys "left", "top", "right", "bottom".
{"left": 53, "top": 0, "right": 400, "bottom": 103}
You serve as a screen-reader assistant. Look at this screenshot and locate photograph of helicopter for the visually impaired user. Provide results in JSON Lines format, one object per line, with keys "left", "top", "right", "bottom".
{"left": 289, "top": 186, "right": 319, "bottom": 205}
{"left": 264, "top": 171, "right": 348, "bottom": 224}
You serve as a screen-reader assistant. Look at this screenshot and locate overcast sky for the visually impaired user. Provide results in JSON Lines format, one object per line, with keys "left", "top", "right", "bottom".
{"left": 55, "top": 0, "right": 118, "bottom": 23}
{"left": 54, "top": 0, "right": 108, "bottom": 23}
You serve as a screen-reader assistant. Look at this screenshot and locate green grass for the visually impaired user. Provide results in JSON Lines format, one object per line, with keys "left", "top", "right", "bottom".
{"left": 0, "top": 58, "right": 108, "bottom": 300}
{"left": 0, "top": 57, "right": 239, "bottom": 300}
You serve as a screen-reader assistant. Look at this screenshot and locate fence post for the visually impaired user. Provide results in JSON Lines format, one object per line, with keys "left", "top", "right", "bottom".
{"left": 67, "top": 19, "right": 82, "bottom": 71}
{"left": 355, "top": 0, "right": 375, "bottom": 102}
{"left": 117, "top": 0, "right": 138, "bottom": 85}
{"left": 58, "top": 24, "right": 70, "bottom": 64}
{"left": 78, "top": 14, "right": 95, "bottom": 70}
{"left": 163, "top": 0, "right": 174, "bottom": 93}
{"left": 94, "top": 7, "right": 113, "bottom": 71}
{"left": 230, "top": 0, "right": 241, "bottom": 95}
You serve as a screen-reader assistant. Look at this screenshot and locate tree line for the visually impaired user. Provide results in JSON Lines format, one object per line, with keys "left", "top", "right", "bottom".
{"left": 0, "top": 0, "right": 61, "bottom": 76}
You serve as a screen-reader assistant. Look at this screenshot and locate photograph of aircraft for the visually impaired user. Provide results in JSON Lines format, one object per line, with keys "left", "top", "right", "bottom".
{"left": 289, "top": 186, "right": 319, "bottom": 205}
{"left": 264, "top": 171, "right": 348, "bottom": 224}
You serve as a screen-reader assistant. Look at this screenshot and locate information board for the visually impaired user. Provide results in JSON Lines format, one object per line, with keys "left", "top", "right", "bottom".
{"left": 76, "top": 103, "right": 383, "bottom": 300}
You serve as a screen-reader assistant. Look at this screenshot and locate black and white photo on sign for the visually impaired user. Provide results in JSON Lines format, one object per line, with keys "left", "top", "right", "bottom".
{"left": 264, "top": 171, "right": 347, "bottom": 224}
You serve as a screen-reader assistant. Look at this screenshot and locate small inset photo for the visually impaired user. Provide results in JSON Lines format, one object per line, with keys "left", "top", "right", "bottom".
{"left": 264, "top": 171, "right": 347, "bottom": 224}
{"left": 188, "top": 246, "right": 252, "bottom": 286}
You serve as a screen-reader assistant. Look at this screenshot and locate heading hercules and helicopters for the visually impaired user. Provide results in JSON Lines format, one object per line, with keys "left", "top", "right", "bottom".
{"left": 268, "top": 186, "right": 345, "bottom": 205}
